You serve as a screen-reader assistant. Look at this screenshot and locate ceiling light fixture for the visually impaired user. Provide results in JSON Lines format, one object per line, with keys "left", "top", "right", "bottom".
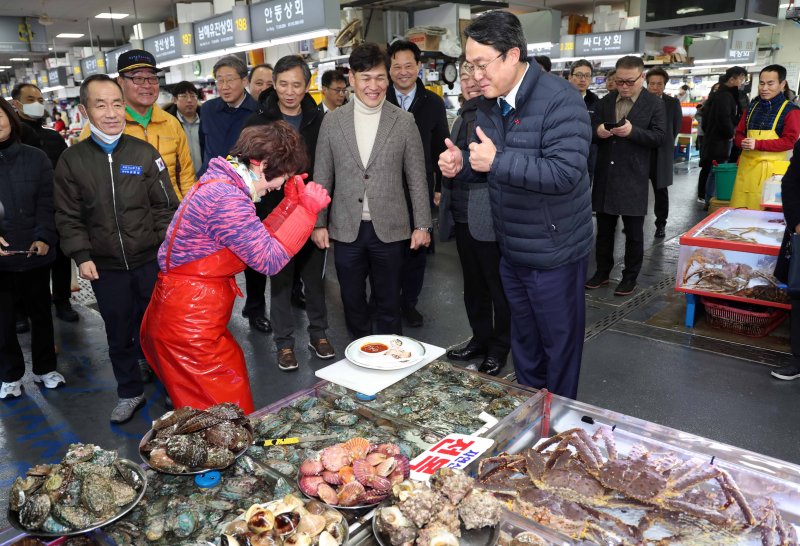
{"left": 676, "top": 7, "right": 704, "bottom": 14}
{"left": 0, "top": 65, "right": 11, "bottom": 69}
{"left": 95, "top": 13, "right": 129, "bottom": 19}
{"left": 9, "top": 57, "right": 30, "bottom": 61}
{"left": 56, "top": 33, "right": 85, "bottom": 38}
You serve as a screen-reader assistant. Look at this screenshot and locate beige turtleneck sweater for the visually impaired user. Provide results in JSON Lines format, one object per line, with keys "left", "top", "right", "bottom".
{"left": 353, "top": 95, "right": 384, "bottom": 220}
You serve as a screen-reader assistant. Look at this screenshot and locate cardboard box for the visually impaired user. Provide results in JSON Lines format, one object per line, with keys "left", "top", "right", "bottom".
{"left": 407, "top": 32, "right": 441, "bottom": 52}
{"left": 564, "top": 14, "right": 589, "bottom": 35}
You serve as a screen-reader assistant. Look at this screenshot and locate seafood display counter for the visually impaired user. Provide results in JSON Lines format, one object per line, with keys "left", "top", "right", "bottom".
{"left": 6, "top": 362, "right": 800, "bottom": 545}
{"left": 676, "top": 208, "right": 790, "bottom": 328}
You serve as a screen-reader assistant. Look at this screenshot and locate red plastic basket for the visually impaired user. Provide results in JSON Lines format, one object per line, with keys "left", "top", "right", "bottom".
{"left": 701, "top": 297, "right": 787, "bottom": 337}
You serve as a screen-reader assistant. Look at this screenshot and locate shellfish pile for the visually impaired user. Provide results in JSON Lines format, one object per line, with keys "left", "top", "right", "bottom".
{"left": 298, "top": 438, "right": 410, "bottom": 507}
{"left": 375, "top": 468, "right": 503, "bottom": 546}
{"left": 221, "top": 493, "right": 347, "bottom": 546}
{"left": 141, "top": 403, "right": 253, "bottom": 473}
{"left": 9, "top": 443, "right": 145, "bottom": 534}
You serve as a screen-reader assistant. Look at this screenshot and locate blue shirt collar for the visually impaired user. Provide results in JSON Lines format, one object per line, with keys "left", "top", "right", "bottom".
{"left": 395, "top": 86, "right": 417, "bottom": 109}
{"left": 90, "top": 134, "right": 119, "bottom": 154}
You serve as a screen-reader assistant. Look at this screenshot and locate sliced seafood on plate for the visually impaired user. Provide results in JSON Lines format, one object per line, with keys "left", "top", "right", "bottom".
{"left": 298, "top": 438, "right": 411, "bottom": 509}
{"left": 7, "top": 443, "right": 146, "bottom": 537}
{"left": 139, "top": 402, "right": 254, "bottom": 474}
{"left": 220, "top": 493, "right": 349, "bottom": 545}
{"left": 345, "top": 336, "right": 426, "bottom": 370}
{"left": 373, "top": 467, "right": 503, "bottom": 546}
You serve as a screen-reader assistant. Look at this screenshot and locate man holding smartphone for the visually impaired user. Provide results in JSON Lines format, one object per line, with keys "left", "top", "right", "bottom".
{"left": 586, "top": 56, "right": 665, "bottom": 296}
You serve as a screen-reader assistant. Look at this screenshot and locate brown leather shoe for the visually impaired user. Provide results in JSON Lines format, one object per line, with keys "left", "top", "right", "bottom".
{"left": 308, "top": 338, "right": 336, "bottom": 359}
{"left": 277, "top": 348, "right": 298, "bottom": 371}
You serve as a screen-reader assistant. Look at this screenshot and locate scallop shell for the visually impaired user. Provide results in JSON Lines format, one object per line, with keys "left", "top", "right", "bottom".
{"left": 364, "top": 475, "right": 391, "bottom": 491}
{"left": 375, "top": 443, "right": 401, "bottom": 456}
{"left": 358, "top": 488, "right": 390, "bottom": 505}
{"left": 336, "top": 481, "right": 365, "bottom": 507}
{"left": 316, "top": 483, "right": 339, "bottom": 505}
{"left": 352, "top": 458, "right": 375, "bottom": 485}
{"left": 299, "top": 475, "right": 325, "bottom": 497}
{"left": 388, "top": 468, "right": 406, "bottom": 486}
{"left": 366, "top": 452, "right": 388, "bottom": 466}
{"left": 375, "top": 457, "right": 397, "bottom": 477}
{"left": 320, "top": 445, "right": 350, "bottom": 472}
{"left": 343, "top": 437, "right": 370, "bottom": 459}
{"left": 394, "top": 454, "right": 411, "bottom": 478}
{"left": 321, "top": 470, "right": 342, "bottom": 485}
{"left": 299, "top": 459, "right": 324, "bottom": 476}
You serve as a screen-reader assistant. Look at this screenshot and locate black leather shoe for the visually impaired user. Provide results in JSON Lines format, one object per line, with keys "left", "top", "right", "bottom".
{"left": 402, "top": 306, "right": 424, "bottom": 328}
{"left": 15, "top": 319, "right": 29, "bottom": 334}
{"left": 447, "top": 344, "right": 488, "bottom": 361}
{"left": 478, "top": 356, "right": 504, "bottom": 376}
{"left": 249, "top": 316, "right": 273, "bottom": 333}
{"left": 654, "top": 226, "right": 666, "bottom": 238}
{"left": 55, "top": 302, "right": 79, "bottom": 322}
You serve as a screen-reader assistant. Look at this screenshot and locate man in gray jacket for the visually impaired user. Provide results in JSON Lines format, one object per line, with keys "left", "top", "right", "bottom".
{"left": 312, "top": 43, "right": 432, "bottom": 338}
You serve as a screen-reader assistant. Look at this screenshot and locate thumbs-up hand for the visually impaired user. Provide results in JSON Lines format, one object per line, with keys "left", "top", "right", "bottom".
{"left": 438, "top": 138, "right": 464, "bottom": 178}
{"left": 467, "top": 127, "right": 496, "bottom": 173}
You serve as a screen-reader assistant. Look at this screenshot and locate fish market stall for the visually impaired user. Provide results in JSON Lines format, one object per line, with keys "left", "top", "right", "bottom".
{"left": 3, "top": 359, "right": 800, "bottom": 545}
{"left": 676, "top": 207, "right": 789, "bottom": 329}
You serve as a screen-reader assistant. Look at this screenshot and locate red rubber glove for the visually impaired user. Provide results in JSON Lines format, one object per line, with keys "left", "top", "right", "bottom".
{"left": 283, "top": 173, "right": 308, "bottom": 204}
{"left": 299, "top": 182, "right": 331, "bottom": 215}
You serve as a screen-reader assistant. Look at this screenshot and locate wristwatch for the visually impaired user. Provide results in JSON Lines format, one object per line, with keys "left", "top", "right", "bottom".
{"left": 415, "top": 227, "right": 433, "bottom": 234}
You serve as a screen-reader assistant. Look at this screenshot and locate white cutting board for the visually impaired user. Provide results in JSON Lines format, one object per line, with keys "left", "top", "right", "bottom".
{"left": 315, "top": 342, "right": 445, "bottom": 396}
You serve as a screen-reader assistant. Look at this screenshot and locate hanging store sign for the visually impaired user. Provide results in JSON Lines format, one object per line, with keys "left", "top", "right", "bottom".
{"left": 144, "top": 25, "right": 194, "bottom": 63}
{"left": 0, "top": 84, "right": 8, "bottom": 97}
{"left": 80, "top": 54, "right": 107, "bottom": 77}
{"left": 249, "top": 0, "right": 339, "bottom": 43}
{"left": 48, "top": 66, "right": 68, "bottom": 87}
{"left": 0, "top": 17, "right": 48, "bottom": 53}
{"left": 574, "top": 30, "right": 641, "bottom": 57}
{"left": 727, "top": 28, "right": 757, "bottom": 64}
{"left": 39, "top": 71, "right": 48, "bottom": 87}
{"left": 194, "top": 6, "right": 251, "bottom": 53}
{"left": 528, "top": 42, "right": 561, "bottom": 60}
{"left": 71, "top": 60, "right": 83, "bottom": 82}
{"left": 105, "top": 42, "right": 140, "bottom": 74}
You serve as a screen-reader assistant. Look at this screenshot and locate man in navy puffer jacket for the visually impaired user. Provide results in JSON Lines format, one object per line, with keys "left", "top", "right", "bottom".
{"left": 439, "top": 10, "right": 593, "bottom": 399}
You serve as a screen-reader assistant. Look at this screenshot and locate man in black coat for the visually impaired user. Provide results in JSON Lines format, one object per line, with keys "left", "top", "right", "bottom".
{"left": 243, "top": 55, "right": 332, "bottom": 371}
{"left": 698, "top": 66, "right": 748, "bottom": 204}
{"left": 386, "top": 40, "right": 450, "bottom": 328}
{"left": 645, "top": 68, "right": 683, "bottom": 238}
{"left": 586, "top": 56, "right": 665, "bottom": 297}
{"left": 11, "top": 83, "right": 78, "bottom": 325}
{"left": 569, "top": 59, "right": 600, "bottom": 180}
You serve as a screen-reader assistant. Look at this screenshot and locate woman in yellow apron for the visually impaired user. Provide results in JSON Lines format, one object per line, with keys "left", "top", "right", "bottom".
{"left": 729, "top": 64, "right": 800, "bottom": 209}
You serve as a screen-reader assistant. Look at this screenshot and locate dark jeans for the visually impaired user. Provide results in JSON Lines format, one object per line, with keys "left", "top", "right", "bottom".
{"left": 241, "top": 267, "right": 268, "bottom": 319}
{"left": 595, "top": 213, "right": 645, "bottom": 281}
{"left": 334, "top": 221, "right": 405, "bottom": 339}
{"left": 400, "top": 246, "right": 426, "bottom": 309}
{"left": 52, "top": 246, "right": 73, "bottom": 304}
{"left": 650, "top": 181, "right": 669, "bottom": 228}
{"left": 0, "top": 267, "right": 57, "bottom": 383}
{"left": 500, "top": 255, "right": 587, "bottom": 399}
{"left": 271, "top": 241, "right": 328, "bottom": 350}
{"left": 454, "top": 223, "right": 510, "bottom": 360}
{"left": 91, "top": 261, "right": 158, "bottom": 398}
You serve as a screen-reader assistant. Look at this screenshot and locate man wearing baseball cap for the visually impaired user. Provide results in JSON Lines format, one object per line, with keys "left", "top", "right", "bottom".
{"left": 80, "top": 49, "right": 195, "bottom": 202}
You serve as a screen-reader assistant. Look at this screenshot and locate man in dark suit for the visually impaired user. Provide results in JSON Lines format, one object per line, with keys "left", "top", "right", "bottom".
{"left": 313, "top": 44, "right": 432, "bottom": 339}
{"left": 646, "top": 68, "right": 683, "bottom": 238}
{"left": 439, "top": 11, "right": 593, "bottom": 398}
{"left": 586, "top": 56, "right": 666, "bottom": 297}
{"left": 318, "top": 70, "right": 347, "bottom": 114}
{"left": 386, "top": 40, "right": 449, "bottom": 328}
{"left": 569, "top": 59, "right": 600, "bottom": 180}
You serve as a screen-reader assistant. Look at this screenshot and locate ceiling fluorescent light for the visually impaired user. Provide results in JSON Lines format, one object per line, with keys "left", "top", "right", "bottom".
{"left": 694, "top": 58, "right": 727, "bottom": 64}
{"left": 528, "top": 42, "right": 553, "bottom": 49}
{"left": 56, "top": 33, "right": 84, "bottom": 38}
{"left": 95, "top": 12, "right": 129, "bottom": 19}
{"left": 676, "top": 7, "right": 704, "bottom": 14}
{"left": 780, "top": 3, "right": 790, "bottom": 7}
{"left": 0, "top": 65, "right": 11, "bottom": 69}
{"left": 9, "top": 57, "right": 30, "bottom": 61}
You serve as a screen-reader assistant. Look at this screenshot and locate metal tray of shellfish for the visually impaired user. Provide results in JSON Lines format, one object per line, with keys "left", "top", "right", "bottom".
{"left": 138, "top": 404, "right": 255, "bottom": 475}
{"left": 319, "top": 361, "right": 536, "bottom": 437}
{"left": 7, "top": 457, "right": 146, "bottom": 539}
{"left": 477, "top": 390, "right": 800, "bottom": 545}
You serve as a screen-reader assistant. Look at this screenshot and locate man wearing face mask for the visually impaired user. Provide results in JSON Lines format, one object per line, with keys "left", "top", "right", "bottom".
{"left": 11, "top": 83, "right": 77, "bottom": 325}
{"left": 54, "top": 75, "right": 179, "bottom": 423}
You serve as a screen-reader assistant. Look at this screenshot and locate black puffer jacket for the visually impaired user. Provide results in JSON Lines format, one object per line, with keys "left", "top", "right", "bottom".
{"left": 243, "top": 88, "right": 323, "bottom": 219}
{"left": 54, "top": 135, "right": 178, "bottom": 270}
{"left": 0, "top": 141, "right": 57, "bottom": 271}
{"left": 21, "top": 118, "right": 67, "bottom": 169}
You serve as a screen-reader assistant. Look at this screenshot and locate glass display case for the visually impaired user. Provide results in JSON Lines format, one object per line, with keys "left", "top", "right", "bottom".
{"left": 320, "top": 361, "right": 537, "bottom": 437}
{"left": 480, "top": 390, "right": 800, "bottom": 545}
{"left": 676, "top": 207, "right": 789, "bottom": 308}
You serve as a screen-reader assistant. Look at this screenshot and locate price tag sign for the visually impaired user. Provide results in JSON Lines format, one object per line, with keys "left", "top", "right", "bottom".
{"left": 408, "top": 434, "right": 494, "bottom": 482}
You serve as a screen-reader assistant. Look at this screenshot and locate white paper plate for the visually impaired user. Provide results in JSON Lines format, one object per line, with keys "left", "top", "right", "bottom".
{"left": 345, "top": 335, "right": 426, "bottom": 371}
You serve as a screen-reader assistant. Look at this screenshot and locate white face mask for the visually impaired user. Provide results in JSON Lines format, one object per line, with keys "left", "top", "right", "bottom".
{"left": 22, "top": 102, "right": 46, "bottom": 119}
{"left": 88, "top": 121, "right": 124, "bottom": 145}
{"left": 230, "top": 158, "right": 261, "bottom": 203}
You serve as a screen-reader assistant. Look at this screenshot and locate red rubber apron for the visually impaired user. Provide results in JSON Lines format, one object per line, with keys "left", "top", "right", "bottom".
{"left": 140, "top": 179, "right": 255, "bottom": 414}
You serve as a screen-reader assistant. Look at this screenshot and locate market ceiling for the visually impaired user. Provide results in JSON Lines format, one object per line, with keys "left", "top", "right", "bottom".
{"left": 0, "top": 0, "right": 607, "bottom": 70}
